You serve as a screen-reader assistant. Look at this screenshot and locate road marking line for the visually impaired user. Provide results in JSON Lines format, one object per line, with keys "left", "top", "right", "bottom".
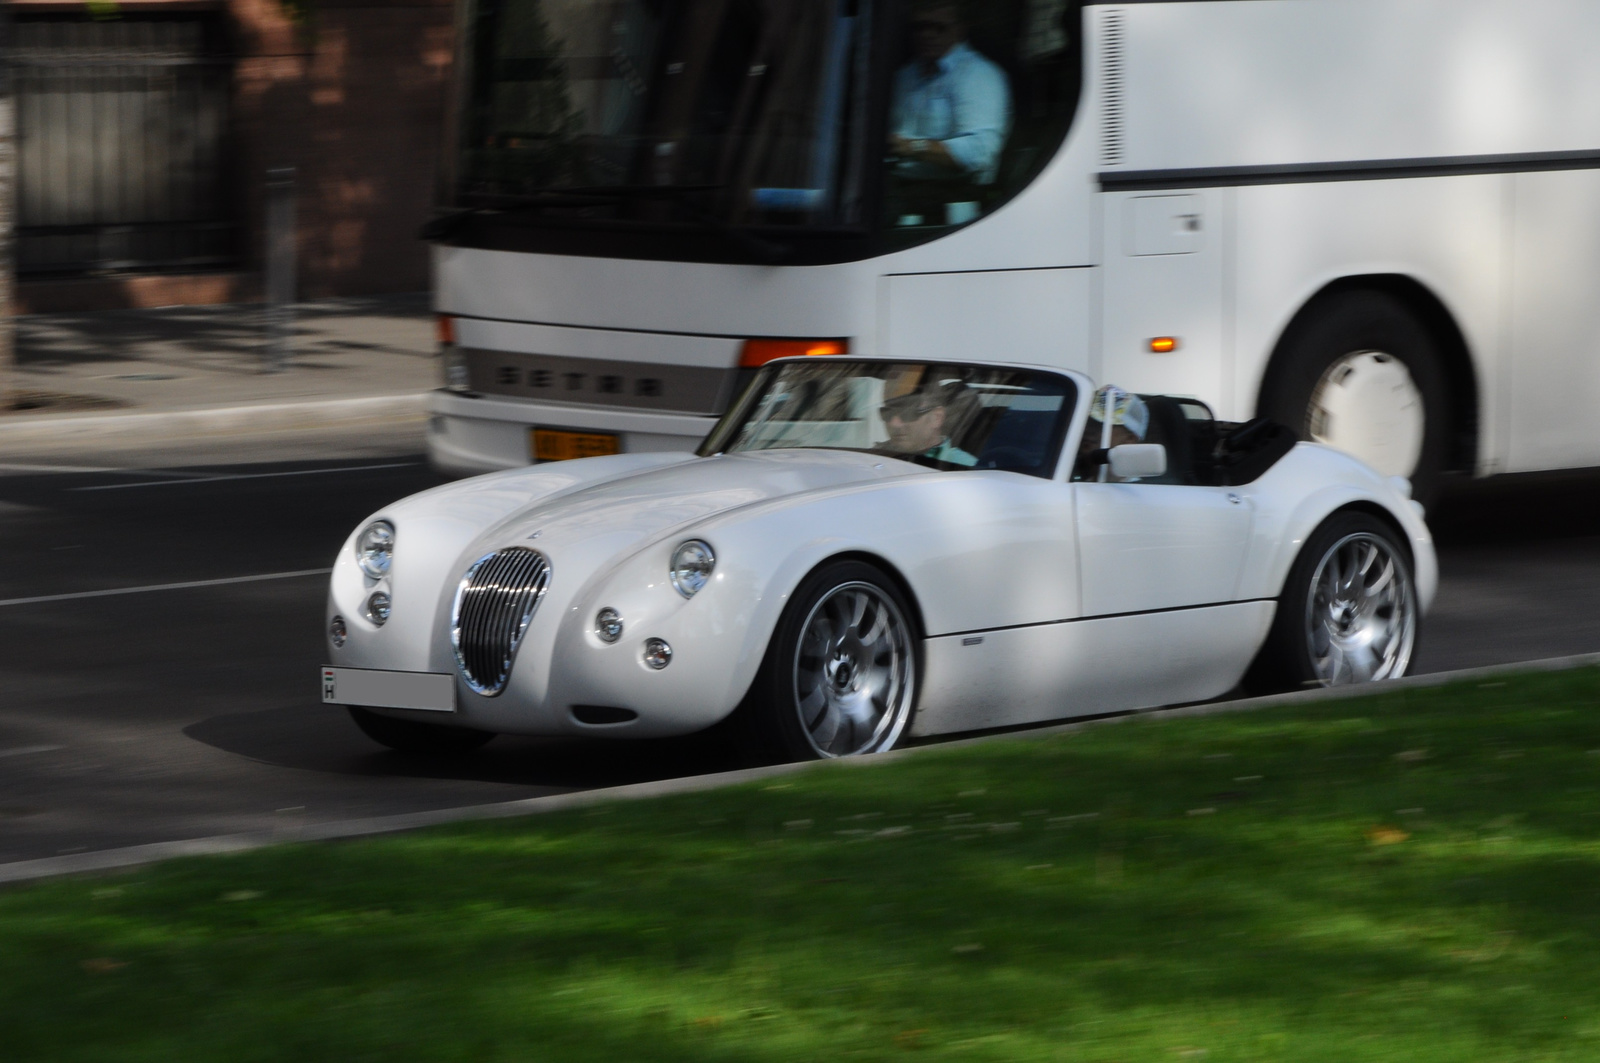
{"left": 70, "top": 461, "right": 420, "bottom": 491}
{"left": 0, "top": 569, "right": 331, "bottom": 608}
{"left": 0, "top": 745, "right": 64, "bottom": 758}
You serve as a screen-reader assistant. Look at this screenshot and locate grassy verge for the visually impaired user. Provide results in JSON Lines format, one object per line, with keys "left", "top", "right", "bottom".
{"left": 6, "top": 669, "right": 1600, "bottom": 1061}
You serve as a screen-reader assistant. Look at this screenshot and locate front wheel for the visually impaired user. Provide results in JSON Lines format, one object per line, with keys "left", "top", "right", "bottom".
{"left": 741, "top": 561, "right": 919, "bottom": 761}
{"left": 1245, "top": 512, "right": 1418, "bottom": 693}
{"left": 347, "top": 706, "right": 496, "bottom": 755}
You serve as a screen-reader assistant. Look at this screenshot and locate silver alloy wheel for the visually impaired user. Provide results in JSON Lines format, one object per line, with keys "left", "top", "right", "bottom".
{"left": 1304, "top": 531, "right": 1416, "bottom": 685}
{"left": 792, "top": 581, "right": 914, "bottom": 757}
{"left": 1307, "top": 350, "right": 1426, "bottom": 478}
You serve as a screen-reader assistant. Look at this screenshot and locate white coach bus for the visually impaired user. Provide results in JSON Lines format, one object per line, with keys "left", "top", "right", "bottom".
{"left": 426, "top": 0, "right": 1600, "bottom": 503}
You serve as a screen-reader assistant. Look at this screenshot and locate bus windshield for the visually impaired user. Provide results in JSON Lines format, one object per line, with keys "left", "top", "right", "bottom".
{"left": 452, "top": 0, "right": 1083, "bottom": 246}
{"left": 700, "top": 360, "right": 1077, "bottom": 477}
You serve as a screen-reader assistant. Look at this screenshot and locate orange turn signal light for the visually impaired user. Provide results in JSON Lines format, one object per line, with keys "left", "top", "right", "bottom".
{"left": 437, "top": 314, "right": 456, "bottom": 346}
{"left": 1149, "top": 336, "right": 1179, "bottom": 354}
{"left": 738, "top": 338, "right": 849, "bottom": 368}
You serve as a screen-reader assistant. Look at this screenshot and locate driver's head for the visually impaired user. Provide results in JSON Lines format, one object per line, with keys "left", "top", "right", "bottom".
{"left": 881, "top": 379, "right": 970, "bottom": 454}
{"left": 911, "top": 0, "right": 965, "bottom": 62}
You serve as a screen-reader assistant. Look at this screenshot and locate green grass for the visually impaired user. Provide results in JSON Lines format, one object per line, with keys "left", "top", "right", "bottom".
{"left": 6, "top": 670, "right": 1600, "bottom": 1061}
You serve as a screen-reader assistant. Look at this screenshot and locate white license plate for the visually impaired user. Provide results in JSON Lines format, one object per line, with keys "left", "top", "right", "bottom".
{"left": 321, "top": 667, "right": 455, "bottom": 713}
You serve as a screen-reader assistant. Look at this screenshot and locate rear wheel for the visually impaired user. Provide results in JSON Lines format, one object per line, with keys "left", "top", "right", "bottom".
{"left": 1260, "top": 290, "right": 1451, "bottom": 506}
{"left": 347, "top": 706, "right": 495, "bottom": 755}
{"left": 741, "top": 561, "right": 919, "bottom": 761}
{"left": 1245, "top": 511, "right": 1418, "bottom": 693}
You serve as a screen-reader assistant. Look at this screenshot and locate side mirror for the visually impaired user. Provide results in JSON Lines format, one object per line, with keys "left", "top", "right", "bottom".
{"left": 1108, "top": 443, "right": 1167, "bottom": 480}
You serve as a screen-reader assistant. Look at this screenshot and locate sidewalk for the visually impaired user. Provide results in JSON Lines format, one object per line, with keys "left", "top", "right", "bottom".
{"left": 0, "top": 296, "right": 438, "bottom": 467}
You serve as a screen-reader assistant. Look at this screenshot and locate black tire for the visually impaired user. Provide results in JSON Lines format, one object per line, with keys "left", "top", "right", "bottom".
{"left": 1243, "top": 510, "right": 1419, "bottom": 694}
{"left": 1259, "top": 290, "right": 1452, "bottom": 507}
{"left": 737, "top": 560, "right": 920, "bottom": 762}
{"left": 347, "top": 706, "right": 495, "bottom": 755}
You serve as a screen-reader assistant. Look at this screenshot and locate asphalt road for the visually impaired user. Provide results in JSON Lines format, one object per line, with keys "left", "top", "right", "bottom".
{"left": 2, "top": 455, "right": 1598, "bottom": 866}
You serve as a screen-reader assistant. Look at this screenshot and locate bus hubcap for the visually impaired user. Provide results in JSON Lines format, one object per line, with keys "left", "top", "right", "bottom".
{"left": 1307, "top": 351, "right": 1425, "bottom": 478}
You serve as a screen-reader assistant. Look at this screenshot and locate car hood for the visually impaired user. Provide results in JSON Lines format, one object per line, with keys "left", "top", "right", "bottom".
{"left": 481, "top": 449, "right": 917, "bottom": 559}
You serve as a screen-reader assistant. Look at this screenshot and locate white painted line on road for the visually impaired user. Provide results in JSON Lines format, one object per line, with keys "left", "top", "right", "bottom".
{"left": 0, "top": 744, "right": 64, "bottom": 758}
{"left": 0, "top": 569, "right": 331, "bottom": 608}
{"left": 5, "top": 650, "right": 1600, "bottom": 886}
{"left": 71, "top": 461, "right": 420, "bottom": 491}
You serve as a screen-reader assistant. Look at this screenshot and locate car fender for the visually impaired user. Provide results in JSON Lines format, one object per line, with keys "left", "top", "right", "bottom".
{"left": 1239, "top": 444, "right": 1437, "bottom": 613}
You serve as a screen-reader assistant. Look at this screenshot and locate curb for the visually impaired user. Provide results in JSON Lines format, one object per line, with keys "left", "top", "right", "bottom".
{"left": 4, "top": 650, "right": 1598, "bottom": 886}
{"left": 0, "top": 393, "right": 429, "bottom": 450}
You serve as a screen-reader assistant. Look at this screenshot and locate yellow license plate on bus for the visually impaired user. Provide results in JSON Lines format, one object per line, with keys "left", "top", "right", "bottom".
{"left": 531, "top": 429, "right": 620, "bottom": 462}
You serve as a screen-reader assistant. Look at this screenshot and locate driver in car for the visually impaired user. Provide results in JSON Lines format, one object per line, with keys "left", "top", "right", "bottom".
{"left": 880, "top": 380, "right": 980, "bottom": 466}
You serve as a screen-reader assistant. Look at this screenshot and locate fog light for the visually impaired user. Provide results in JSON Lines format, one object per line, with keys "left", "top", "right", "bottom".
{"left": 329, "top": 615, "right": 348, "bottom": 647}
{"left": 643, "top": 638, "right": 672, "bottom": 670}
{"left": 366, "top": 592, "right": 391, "bottom": 626}
{"left": 596, "top": 608, "right": 623, "bottom": 644}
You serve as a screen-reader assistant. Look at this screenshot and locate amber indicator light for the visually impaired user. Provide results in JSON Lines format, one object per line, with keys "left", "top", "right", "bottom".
{"left": 738, "top": 338, "right": 849, "bottom": 368}
{"left": 437, "top": 314, "right": 456, "bottom": 346}
{"left": 1149, "top": 336, "right": 1179, "bottom": 353}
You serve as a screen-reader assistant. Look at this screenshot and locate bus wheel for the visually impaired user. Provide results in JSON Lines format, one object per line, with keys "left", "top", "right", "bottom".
{"left": 1261, "top": 290, "right": 1451, "bottom": 507}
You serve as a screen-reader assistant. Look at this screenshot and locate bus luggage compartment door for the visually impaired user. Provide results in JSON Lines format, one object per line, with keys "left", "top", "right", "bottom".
{"left": 1100, "top": 191, "right": 1227, "bottom": 413}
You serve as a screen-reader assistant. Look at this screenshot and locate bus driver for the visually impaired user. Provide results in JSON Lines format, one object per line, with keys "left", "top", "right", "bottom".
{"left": 888, "top": 1, "right": 1013, "bottom": 226}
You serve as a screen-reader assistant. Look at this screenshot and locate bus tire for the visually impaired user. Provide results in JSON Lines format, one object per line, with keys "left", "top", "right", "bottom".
{"left": 1260, "top": 290, "right": 1451, "bottom": 507}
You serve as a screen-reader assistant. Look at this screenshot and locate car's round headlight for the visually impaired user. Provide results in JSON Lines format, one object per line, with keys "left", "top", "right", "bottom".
{"left": 356, "top": 521, "right": 395, "bottom": 579}
{"left": 366, "top": 591, "right": 391, "bottom": 625}
{"left": 669, "top": 539, "right": 715, "bottom": 598}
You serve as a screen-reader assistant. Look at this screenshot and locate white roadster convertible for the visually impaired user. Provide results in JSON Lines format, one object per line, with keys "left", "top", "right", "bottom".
{"left": 322, "top": 358, "right": 1434, "bottom": 760}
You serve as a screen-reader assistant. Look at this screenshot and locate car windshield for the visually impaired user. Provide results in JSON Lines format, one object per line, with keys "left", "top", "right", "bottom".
{"left": 700, "top": 360, "right": 1076, "bottom": 476}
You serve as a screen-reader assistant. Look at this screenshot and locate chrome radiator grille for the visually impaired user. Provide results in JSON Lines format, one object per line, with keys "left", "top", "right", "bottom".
{"left": 451, "top": 548, "right": 551, "bottom": 696}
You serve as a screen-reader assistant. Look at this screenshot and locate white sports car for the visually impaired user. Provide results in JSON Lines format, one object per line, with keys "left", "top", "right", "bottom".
{"left": 322, "top": 358, "right": 1434, "bottom": 760}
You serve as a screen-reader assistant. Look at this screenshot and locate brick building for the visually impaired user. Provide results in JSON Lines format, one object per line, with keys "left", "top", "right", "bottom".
{"left": 9, "top": 0, "right": 455, "bottom": 313}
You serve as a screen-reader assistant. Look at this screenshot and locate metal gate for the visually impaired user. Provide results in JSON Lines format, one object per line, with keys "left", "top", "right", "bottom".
{"left": 12, "top": 15, "right": 234, "bottom": 277}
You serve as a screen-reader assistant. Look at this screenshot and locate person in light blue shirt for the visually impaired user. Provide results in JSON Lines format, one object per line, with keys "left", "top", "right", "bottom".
{"left": 888, "top": 2, "right": 1012, "bottom": 188}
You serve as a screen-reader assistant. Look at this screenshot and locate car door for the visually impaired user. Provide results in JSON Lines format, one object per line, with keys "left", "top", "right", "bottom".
{"left": 1075, "top": 481, "right": 1252, "bottom": 616}
{"left": 1071, "top": 396, "right": 1263, "bottom": 707}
